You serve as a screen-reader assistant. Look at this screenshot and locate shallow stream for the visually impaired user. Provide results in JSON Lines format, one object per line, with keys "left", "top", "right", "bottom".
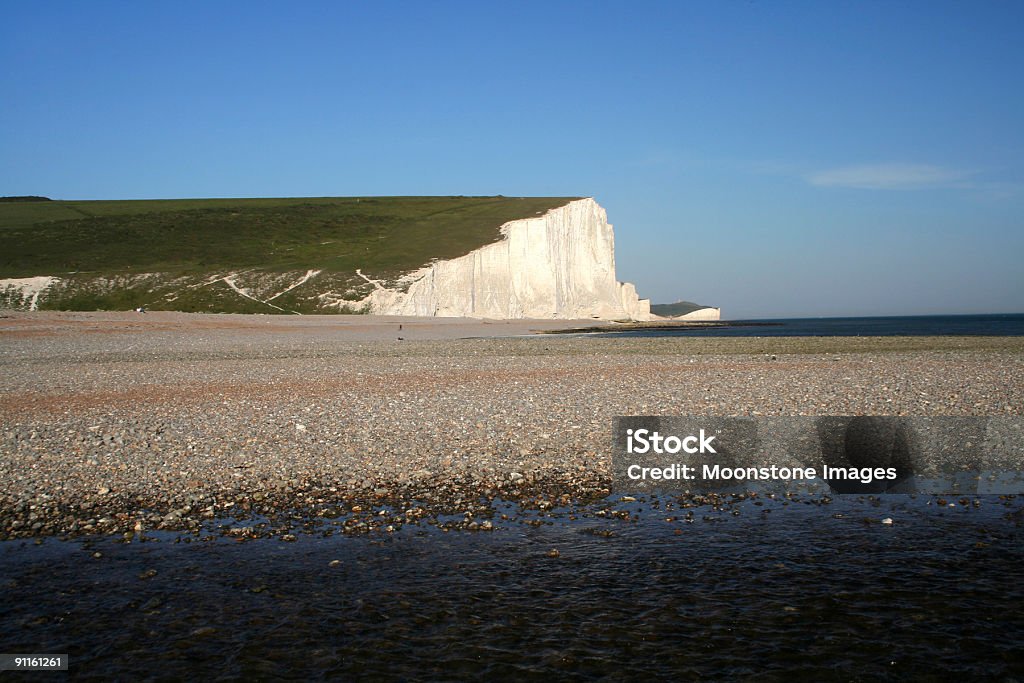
{"left": 2, "top": 494, "right": 1022, "bottom": 680}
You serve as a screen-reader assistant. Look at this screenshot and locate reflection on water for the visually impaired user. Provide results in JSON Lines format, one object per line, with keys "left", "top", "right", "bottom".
{"left": 2, "top": 494, "right": 1023, "bottom": 680}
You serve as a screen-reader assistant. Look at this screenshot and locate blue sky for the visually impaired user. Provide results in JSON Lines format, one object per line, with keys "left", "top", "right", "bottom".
{"left": 2, "top": 1, "right": 1022, "bottom": 318}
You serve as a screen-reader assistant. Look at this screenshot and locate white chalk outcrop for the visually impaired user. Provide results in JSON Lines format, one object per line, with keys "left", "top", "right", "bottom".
{"left": 0, "top": 276, "right": 59, "bottom": 311}
{"left": 361, "top": 198, "right": 651, "bottom": 320}
{"left": 670, "top": 307, "right": 721, "bottom": 321}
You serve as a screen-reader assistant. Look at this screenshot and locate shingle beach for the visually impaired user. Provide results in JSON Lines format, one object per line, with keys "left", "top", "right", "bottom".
{"left": 2, "top": 311, "right": 1022, "bottom": 540}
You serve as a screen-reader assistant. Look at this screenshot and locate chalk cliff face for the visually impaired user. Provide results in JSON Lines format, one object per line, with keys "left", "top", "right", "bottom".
{"left": 664, "top": 307, "right": 721, "bottom": 321}
{"left": 362, "top": 198, "right": 651, "bottom": 320}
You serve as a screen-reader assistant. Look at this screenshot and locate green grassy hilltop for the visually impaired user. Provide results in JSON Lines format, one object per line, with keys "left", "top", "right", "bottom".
{"left": 0, "top": 195, "right": 578, "bottom": 313}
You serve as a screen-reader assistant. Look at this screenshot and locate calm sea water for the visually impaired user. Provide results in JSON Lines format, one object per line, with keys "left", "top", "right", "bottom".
{"left": 2, "top": 494, "right": 1022, "bottom": 680}
{"left": 599, "top": 313, "right": 1024, "bottom": 337}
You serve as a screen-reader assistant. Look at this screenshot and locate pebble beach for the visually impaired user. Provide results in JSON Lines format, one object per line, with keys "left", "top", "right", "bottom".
{"left": 2, "top": 311, "right": 1023, "bottom": 541}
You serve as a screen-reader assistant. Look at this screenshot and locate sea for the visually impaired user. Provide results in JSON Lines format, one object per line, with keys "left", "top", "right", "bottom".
{"left": 598, "top": 312, "right": 1024, "bottom": 337}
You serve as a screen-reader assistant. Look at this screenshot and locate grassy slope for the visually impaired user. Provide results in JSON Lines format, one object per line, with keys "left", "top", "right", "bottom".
{"left": 0, "top": 196, "right": 579, "bottom": 278}
{"left": 0, "top": 196, "right": 582, "bottom": 313}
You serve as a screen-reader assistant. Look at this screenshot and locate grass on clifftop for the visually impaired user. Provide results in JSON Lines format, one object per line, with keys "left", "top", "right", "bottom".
{"left": 0, "top": 196, "right": 579, "bottom": 277}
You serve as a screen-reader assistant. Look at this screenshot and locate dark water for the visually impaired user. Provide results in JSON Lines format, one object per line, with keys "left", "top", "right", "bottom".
{"left": 2, "top": 495, "right": 1023, "bottom": 680}
{"left": 599, "top": 313, "right": 1024, "bottom": 337}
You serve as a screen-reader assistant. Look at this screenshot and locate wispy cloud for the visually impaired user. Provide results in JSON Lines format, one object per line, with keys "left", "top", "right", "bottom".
{"left": 807, "top": 163, "right": 972, "bottom": 190}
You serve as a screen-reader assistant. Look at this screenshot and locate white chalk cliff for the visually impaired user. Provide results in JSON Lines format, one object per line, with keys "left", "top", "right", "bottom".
{"left": 666, "top": 307, "right": 721, "bottom": 321}
{"left": 361, "top": 198, "right": 651, "bottom": 320}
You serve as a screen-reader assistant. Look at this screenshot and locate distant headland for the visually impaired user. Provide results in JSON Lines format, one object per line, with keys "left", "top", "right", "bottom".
{"left": 0, "top": 196, "right": 712, "bottom": 321}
